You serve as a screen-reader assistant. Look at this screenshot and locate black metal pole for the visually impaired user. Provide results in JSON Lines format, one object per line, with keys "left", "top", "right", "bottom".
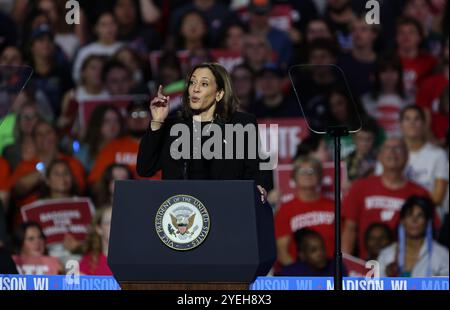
{"left": 334, "top": 134, "right": 343, "bottom": 291}
{"left": 327, "top": 126, "right": 348, "bottom": 291}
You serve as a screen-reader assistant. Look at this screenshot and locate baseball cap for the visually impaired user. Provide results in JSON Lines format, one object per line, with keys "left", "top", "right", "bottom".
{"left": 30, "top": 24, "right": 54, "bottom": 41}
{"left": 257, "top": 63, "right": 284, "bottom": 78}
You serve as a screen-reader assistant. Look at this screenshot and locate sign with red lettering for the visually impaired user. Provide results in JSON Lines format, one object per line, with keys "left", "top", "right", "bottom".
{"left": 274, "top": 161, "right": 348, "bottom": 203}
{"left": 257, "top": 118, "right": 309, "bottom": 165}
{"left": 13, "top": 255, "right": 60, "bottom": 275}
{"left": 269, "top": 4, "right": 293, "bottom": 32}
{"left": 210, "top": 49, "right": 243, "bottom": 72}
{"left": 343, "top": 253, "right": 371, "bottom": 277}
{"left": 21, "top": 198, "right": 95, "bottom": 245}
{"left": 78, "top": 95, "right": 148, "bottom": 132}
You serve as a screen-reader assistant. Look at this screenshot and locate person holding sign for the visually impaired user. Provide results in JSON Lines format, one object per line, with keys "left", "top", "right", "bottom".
{"left": 10, "top": 121, "right": 86, "bottom": 210}
{"left": 12, "top": 222, "right": 63, "bottom": 275}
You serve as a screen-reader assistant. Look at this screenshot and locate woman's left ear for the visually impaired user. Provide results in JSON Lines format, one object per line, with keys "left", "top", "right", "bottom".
{"left": 216, "top": 90, "right": 224, "bottom": 102}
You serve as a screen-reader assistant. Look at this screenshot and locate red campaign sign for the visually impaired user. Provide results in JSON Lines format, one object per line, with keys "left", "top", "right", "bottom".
{"left": 13, "top": 256, "right": 60, "bottom": 275}
{"left": 21, "top": 198, "right": 95, "bottom": 245}
{"left": 210, "top": 49, "right": 243, "bottom": 72}
{"left": 78, "top": 95, "right": 149, "bottom": 131}
{"left": 274, "top": 161, "right": 348, "bottom": 203}
{"left": 343, "top": 253, "right": 371, "bottom": 277}
{"left": 257, "top": 118, "right": 309, "bottom": 165}
{"left": 376, "top": 104, "right": 402, "bottom": 136}
{"left": 269, "top": 4, "right": 293, "bottom": 32}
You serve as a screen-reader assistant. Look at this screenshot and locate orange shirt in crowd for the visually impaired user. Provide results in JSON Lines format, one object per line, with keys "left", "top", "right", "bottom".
{"left": 88, "top": 135, "right": 161, "bottom": 184}
{"left": 0, "top": 157, "right": 11, "bottom": 192}
{"left": 9, "top": 154, "right": 86, "bottom": 208}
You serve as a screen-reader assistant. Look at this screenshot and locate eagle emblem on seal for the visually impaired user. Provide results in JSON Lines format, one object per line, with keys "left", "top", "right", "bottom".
{"left": 170, "top": 212, "right": 196, "bottom": 235}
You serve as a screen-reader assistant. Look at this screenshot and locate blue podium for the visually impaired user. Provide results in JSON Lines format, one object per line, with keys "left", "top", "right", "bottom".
{"left": 108, "top": 180, "right": 276, "bottom": 290}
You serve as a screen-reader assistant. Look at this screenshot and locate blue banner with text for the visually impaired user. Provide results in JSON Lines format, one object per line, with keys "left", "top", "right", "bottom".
{"left": 0, "top": 275, "right": 448, "bottom": 290}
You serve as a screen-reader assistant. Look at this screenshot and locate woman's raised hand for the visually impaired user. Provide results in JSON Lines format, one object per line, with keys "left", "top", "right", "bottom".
{"left": 150, "top": 85, "right": 170, "bottom": 123}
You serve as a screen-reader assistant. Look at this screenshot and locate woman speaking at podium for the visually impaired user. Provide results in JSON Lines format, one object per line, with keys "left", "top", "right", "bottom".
{"left": 136, "top": 63, "right": 268, "bottom": 201}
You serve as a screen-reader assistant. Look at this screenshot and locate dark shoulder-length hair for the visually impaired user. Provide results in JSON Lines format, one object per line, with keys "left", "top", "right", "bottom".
{"left": 179, "top": 63, "right": 238, "bottom": 122}
{"left": 82, "top": 104, "right": 124, "bottom": 160}
{"left": 175, "top": 8, "right": 210, "bottom": 51}
{"left": 400, "top": 195, "right": 434, "bottom": 222}
{"left": 40, "top": 159, "right": 79, "bottom": 198}
{"left": 371, "top": 53, "right": 405, "bottom": 100}
{"left": 13, "top": 221, "right": 47, "bottom": 255}
{"left": 96, "top": 163, "right": 132, "bottom": 206}
{"left": 324, "top": 86, "right": 366, "bottom": 128}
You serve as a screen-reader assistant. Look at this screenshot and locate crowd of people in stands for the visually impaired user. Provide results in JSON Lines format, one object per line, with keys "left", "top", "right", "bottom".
{"left": 0, "top": 0, "right": 448, "bottom": 278}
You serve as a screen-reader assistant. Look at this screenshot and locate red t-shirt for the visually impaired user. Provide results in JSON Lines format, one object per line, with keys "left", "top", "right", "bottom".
{"left": 400, "top": 52, "right": 437, "bottom": 99}
{"left": 0, "top": 157, "right": 11, "bottom": 192}
{"left": 342, "top": 176, "right": 429, "bottom": 259}
{"left": 13, "top": 255, "right": 61, "bottom": 275}
{"left": 275, "top": 196, "right": 335, "bottom": 261}
{"left": 416, "top": 73, "right": 449, "bottom": 140}
{"left": 416, "top": 73, "right": 448, "bottom": 109}
{"left": 88, "top": 136, "right": 161, "bottom": 184}
{"left": 79, "top": 253, "right": 113, "bottom": 276}
{"left": 431, "top": 113, "right": 449, "bottom": 141}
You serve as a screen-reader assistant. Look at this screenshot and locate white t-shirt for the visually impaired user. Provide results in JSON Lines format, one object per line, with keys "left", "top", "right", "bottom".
{"left": 375, "top": 142, "right": 449, "bottom": 213}
{"left": 75, "top": 86, "right": 109, "bottom": 102}
{"left": 376, "top": 143, "right": 449, "bottom": 191}
{"left": 405, "top": 143, "right": 449, "bottom": 193}
{"left": 72, "top": 41, "right": 124, "bottom": 83}
{"left": 55, "top": 33, "right": 81, "bottom": 61}
{"left": 408, "top": 143, "right": 449, "bottom": 216}
{"left": 378, "top": 241, "right": 449, "bottom": 277}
